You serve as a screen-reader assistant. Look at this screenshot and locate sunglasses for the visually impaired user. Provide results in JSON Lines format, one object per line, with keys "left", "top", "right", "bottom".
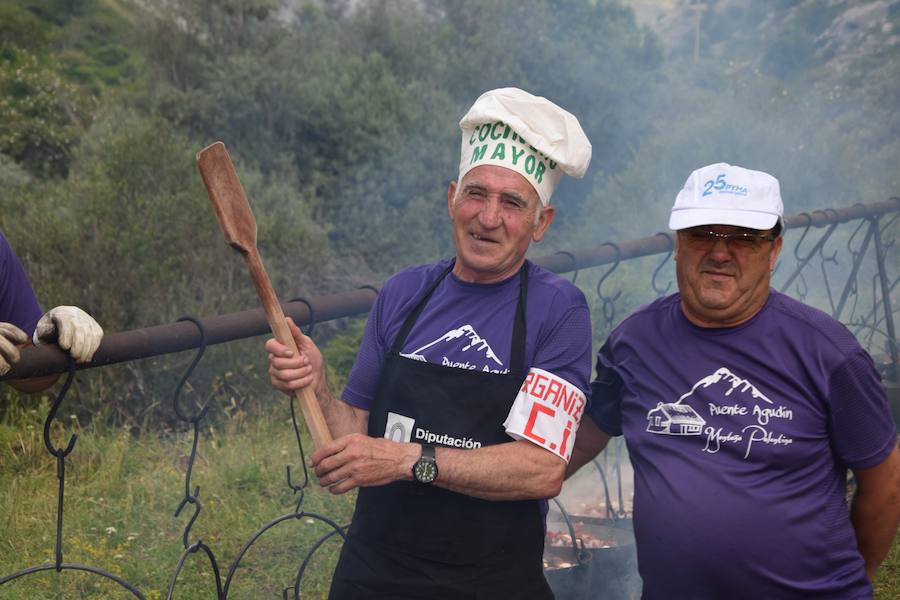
{"left": 681, "top": 227, "right": 778, "bottom": 251}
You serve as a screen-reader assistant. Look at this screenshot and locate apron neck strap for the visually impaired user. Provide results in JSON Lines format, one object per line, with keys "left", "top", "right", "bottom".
{"left": 390, "top": 260, "right": 529, "bottom": 378}
{"left": 390, "top": 262, "right": 455, "bottom": 355}
{"left": 509, "top": 263, "right": 528, "bottom": 379}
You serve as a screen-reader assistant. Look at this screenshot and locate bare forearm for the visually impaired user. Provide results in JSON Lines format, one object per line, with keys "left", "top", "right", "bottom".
{"left": 3, "top": 339, "right": 59, "bottom": 393}
{"left": 851, "top": 448, "right": 900, "bottom": 580}
{"left": 6, "top": 373, "right": 59, "bottom": 393}
{"left": 851, "top": 500, "right": 899, "bottom": 579}
{"left": 267, "top": 319, "right": 368, "bottom": 438}
{"left": 316, "top": 386, "right": 368, "bottom": 438}
{"left": 566, "top": 417, "right": 611, "bottom": 479}
{"left": 851, "top": 485, "right": 900, "bottom": 579}
{"left": 313, "top": 436, "right": 565, "bottom": 500}
{"left": 434, "top": 440, "right": 565, "bottom": 501}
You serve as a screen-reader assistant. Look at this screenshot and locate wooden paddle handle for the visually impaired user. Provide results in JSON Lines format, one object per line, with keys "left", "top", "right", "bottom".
{"left": 245, "top": 251, "right": 333, "bottom": 449}
{"left": 196, "top": 141, "right": 332, "bottom": 450}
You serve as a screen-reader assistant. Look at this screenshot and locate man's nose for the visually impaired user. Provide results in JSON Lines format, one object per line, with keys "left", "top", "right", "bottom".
{"left": 479, "top": 198, "right": 502, "bottom": 228}
{"left": 708, "top": 237, "right": 732, "bottom": 260}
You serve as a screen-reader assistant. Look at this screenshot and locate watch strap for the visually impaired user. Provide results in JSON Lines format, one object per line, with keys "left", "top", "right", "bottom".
{"left": 421, "top": 444, "right": 435, "bottom": 461}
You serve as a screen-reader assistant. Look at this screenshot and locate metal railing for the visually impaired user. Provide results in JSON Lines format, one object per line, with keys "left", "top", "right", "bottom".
{"left": 2, "top": 197, "right": 898, "bottom": 597}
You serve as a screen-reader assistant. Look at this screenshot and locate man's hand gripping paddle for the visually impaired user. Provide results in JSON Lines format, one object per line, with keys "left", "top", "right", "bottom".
{"left": 196, "top": 141, "right": 333, "bottom": 449}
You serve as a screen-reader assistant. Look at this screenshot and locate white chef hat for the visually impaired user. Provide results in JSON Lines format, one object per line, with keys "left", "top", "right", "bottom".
{"left": 669, "top": 163, "right": 784, "bottom": 231}
{"left": 458, "top": 88, "right": 592, "bottom": 206}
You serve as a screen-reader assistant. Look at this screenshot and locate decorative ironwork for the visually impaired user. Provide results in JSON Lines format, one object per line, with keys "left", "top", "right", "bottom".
{"left": 595, "top": 243, "right": 623, "bottom": 333}
{"left": 2, "top": 198, "right": 897, "bottom": 595}
{"left": 1, "top": 316, "right": 348, "bottom": 598}
{"left": 6, "top": 200, "right": 898, "bottom": 382}
{"left": 0, "top": 361, "right": 146, "bottom": 597}
{"left": 650, "top": 233, "right": 674, "bottom": 297}
{"left": 554, "top": 250, "right": 580, "bottom": 284}
{"left": 287, "top": 296, "right": 317, "bottom": 337}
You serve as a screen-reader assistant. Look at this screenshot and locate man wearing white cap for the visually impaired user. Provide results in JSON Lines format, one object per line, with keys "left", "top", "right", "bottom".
{"left": 267, "top": 88, "right": 593, "bottom": 597}
{"left": 569, "top": 163, "right": 900, "bottom": 598}
{"left": 1, "top": 230, "right": 104, "bottom": 392}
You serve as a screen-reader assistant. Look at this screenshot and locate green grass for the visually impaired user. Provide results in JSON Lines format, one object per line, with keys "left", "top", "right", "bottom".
{"left": 0, "top": 399, "right": 355, "bottom": 599}
{"left": 1, "top": 402, "right": 899, "bottom": 599}
{"left": 875, "top": 529, "right": 900, "bottom": 599}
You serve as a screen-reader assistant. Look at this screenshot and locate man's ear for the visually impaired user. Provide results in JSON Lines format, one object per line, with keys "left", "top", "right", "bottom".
{"left": 447, "top": 181, "right": 458, "bottom": 220}
{"left": 532, "top": 205, "right": 556, "bottom": 243}
{"left": 769, "top": 235, "right": 783, "bottom": 271}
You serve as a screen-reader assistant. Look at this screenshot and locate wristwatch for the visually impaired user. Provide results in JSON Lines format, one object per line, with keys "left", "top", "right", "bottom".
{"left": 412, "top": 444, "right": 438, "bottom": 484}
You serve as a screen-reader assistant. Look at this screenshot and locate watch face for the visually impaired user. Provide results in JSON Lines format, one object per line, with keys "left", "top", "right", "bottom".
{"left": 414, "top": 458, "right": 437, "bottom": 483}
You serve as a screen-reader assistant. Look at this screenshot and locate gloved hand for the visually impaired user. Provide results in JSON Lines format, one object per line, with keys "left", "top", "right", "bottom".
{"left": 34, "top": 306, "right": 103, "bottom": 363}
{"left": 0, "top": 322, "right": 29, "bottom": 375}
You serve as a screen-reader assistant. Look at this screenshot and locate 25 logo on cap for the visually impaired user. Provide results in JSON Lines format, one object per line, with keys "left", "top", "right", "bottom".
{"left": 702, "top": 174, "right": 748, "bottom": 197}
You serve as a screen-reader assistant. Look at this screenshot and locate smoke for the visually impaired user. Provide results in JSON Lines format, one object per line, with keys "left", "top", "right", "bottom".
{"left": 547, "top": 8, "right": 900, "bottom": 596}
{"left": 549, "top": 438, "right": 641, "bottom": 599}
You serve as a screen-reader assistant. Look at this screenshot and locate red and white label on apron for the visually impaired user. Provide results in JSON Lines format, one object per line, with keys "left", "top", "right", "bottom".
{"left": 503, "top": 367, "right": 586, "bottom": 463}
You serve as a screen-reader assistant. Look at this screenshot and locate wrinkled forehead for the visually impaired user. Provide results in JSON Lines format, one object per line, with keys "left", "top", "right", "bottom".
{"left": 457, "top": 165, "right": 542, "bottom": 205}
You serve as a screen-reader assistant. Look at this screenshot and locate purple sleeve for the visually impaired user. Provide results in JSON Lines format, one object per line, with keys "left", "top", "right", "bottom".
{"left": 0, "top": 233, "right": 43, "bottom": 337}
{"left": 828, "top": 350, "right": 898, "bottom": 469}
{"left": 340, "top": 263, "right": 445, "bottom": 411}
{"left": 341, "top": 287, "right": 390, "bottom": 410}
{"left": 587, "top": 342, "right": 624, "bottom": 436}
{"left": 531, "top": 302, "right": 593, "bottom": 398}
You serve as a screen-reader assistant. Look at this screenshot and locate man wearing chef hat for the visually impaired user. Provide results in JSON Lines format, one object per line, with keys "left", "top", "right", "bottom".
{"left": 267, "top": 88, "right": 593, "bottom": 597}
{"left": 569, "top": 162, "right": 900, "bottom": 598}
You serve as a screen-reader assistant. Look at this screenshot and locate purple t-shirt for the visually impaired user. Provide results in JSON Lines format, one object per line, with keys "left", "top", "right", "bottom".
{"left": 0, "top": 232, "right": 42, "bottom": 337}
{"left": 588, "top": 290, "right": 896, "bottom": 599}
{"left": 343, "top": 258, "right": 592, "bottom": 411}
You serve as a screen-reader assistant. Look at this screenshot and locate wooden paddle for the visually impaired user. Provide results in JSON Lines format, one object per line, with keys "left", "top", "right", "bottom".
{"left": 196, "top": 141, "right": 332, "bottom": 449}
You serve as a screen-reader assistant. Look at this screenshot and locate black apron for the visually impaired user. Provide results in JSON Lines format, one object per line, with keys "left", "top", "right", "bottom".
{"left": 329, "top": 262, "right": 552, "bottom": 600}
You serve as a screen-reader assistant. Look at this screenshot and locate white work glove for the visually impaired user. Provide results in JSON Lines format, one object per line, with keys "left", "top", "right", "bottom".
{"left": 0, "top": 322, "right": 29, "bottom": 375}
{"left": 33, "top": 306, "right": 103, "bottom": 363}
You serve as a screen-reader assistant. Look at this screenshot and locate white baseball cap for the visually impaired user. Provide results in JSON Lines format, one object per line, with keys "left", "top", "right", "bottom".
{"left": 669, "top": 163, "right": 784, "bottom": 231}
{"left": 458, "top": 88, "right": 592, "bottom": 206}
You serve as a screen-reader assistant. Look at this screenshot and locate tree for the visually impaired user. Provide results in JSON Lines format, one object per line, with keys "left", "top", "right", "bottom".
{"left": 0, "top": 51, "right": 94, "bottom": 177}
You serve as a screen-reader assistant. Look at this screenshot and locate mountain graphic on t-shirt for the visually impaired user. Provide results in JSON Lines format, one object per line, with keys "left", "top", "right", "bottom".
{"left": 677, "top": 367, "right": 773, "bottom": 405}
{"left": 646, "top": 367, "right": 771, "bottom": 436}
{"left": 400, "top": 324, "right": 504, "bottom": 367}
